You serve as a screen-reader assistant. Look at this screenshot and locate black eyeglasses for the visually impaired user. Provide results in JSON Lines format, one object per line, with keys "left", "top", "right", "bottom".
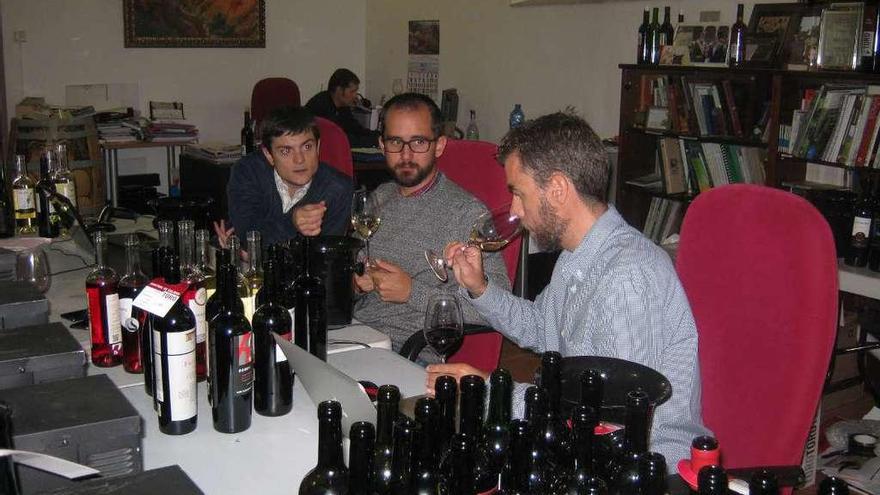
{"left": 382, "top": 137, "right": 437, "bottom": 153}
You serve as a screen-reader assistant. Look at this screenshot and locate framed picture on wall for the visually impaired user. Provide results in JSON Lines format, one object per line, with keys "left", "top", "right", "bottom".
{"left": 123, "top": 0, "right": 266, "bottom": 48}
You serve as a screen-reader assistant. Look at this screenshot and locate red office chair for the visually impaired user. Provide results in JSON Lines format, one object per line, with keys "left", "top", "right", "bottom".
{"left": 251, "top": 77, "right": 301, "bottom": 129}
{"left": 676, "top": 184, "right": 837, "bottom": 483}
{"left": 316, "top": 117, "right": 354, "bottom": 178}
{"left": 399, "top": 139, "right": 521, "bottom": 372}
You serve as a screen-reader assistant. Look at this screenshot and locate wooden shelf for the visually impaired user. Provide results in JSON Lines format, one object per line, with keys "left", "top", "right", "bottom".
{"left": 631, "top": 127, "right": 766, "bottom": 147}
{"left": 777, "top": 153, "right": 880, "bottom": 173}
{"left": 622, "top": 182, "right": 697, "bottom": 203}
{"left": 620, "top": 64, "right": 880, "bottom": 83}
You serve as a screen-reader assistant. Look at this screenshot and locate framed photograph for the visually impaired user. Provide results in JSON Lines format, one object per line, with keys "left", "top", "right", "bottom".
{"left": 661, "top": 24, "right": 730, "bottom": 66}
{"left": 817, "top": 3, "right": 864, "bottom": 70}
{"left": 742, "top": 33, "right": 781, "bottom": 67}
{"left": 784, "top": 6, "right": 824, "bottom": 69}
{"left": 747, "top": 3, "right": 806, "bottom": 67}
{"left": 123, "top": 0, "right": 266, "bottom": 48}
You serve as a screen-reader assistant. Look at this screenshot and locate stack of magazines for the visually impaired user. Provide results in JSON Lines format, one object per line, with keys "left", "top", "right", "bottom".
{"left": 94, "top": 111, "right": 144, "bottom": 143}
{"left": 183, "top": 142, "right": 241, "bottom": 164}
{"left": 145, "top": 122, "right": 198, "bottom": 143}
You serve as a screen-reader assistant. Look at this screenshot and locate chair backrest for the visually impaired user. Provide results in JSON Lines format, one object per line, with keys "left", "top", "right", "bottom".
{"left": 316, "top": 117, "right": 354, "bottom": 178}
{"left": 675, "top": 184, "right": 837, "bottom": 470}
{"left": 250, "top": 77, "right": 301, "bottom": 128}
{"left": 437, "top": 138, "right": 521, "bottom": 372}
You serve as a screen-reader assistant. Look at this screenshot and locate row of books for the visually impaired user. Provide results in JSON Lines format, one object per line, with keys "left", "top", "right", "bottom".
{"left": 643, "top": 198, "right": 684, "bottom": 244}
{"left": 648, "top": 137, "right": 766, "bottom": 195}
{"left": 638, "top": 74, "right": 764, "bottom": 139}
{"left": 784, "top": 85, "right": 880, "bottom": 168}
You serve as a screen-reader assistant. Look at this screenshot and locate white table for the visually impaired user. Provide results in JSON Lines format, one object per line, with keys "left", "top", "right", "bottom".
{"left": 121, "top": 348, "right": 426, "bottom": 495}
{"left": 838, "top": 259, "right": 880, "bottom": 299}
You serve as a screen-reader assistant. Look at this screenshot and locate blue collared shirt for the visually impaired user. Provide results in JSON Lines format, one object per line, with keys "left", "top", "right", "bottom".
{"left": 469, "top": 205, "right": 709, "bottom": 469}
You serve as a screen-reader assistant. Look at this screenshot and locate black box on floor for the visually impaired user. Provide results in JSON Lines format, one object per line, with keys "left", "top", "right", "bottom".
{"left": 0, "top": 375, "right": 143, "bottom": 493}
{"left": 0, "top": 322, "right": 87, "bottom": 389}
{"left": 0, "top": 281, "right": 49, "bottom": 330}
{"left": 36, "top": 465, "right": 204, "bottom": 495}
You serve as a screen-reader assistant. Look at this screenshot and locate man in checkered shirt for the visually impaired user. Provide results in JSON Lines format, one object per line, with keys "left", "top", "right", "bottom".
{"left": 427, "top": 111, "right": 710, "bottom": 470}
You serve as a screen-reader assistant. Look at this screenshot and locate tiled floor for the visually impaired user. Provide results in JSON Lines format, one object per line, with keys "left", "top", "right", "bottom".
{"left": 499, "top": 337, "right": 878, "bottom": 494}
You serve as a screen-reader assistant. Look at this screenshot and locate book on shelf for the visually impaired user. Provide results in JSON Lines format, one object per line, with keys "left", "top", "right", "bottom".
{"left": 643, "top": 197, "right": 685, "bottom": 244}
{"left": 635, "top": 74, "right": 762, "bottom": 140}
{"left": 787, "top": 84, "right": 880, "bottom": 167}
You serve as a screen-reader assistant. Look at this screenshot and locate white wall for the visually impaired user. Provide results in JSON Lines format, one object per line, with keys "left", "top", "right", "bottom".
{"left": 1, "top": 0, "right": 366, "bottom": 192}
{"left": 366, "top": 0, "right": 777, "bottom": 143}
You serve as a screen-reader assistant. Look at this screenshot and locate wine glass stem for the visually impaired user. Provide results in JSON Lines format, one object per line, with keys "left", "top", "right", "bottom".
{"left": 365, "top": 238, "right": 371, "bottom": 264}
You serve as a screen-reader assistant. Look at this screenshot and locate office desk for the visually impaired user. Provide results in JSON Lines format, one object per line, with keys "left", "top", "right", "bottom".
{"left": 101, "top": 141, "right": 195, "bottom": 207}
{"left": 838, "top": 260, "right": 880, "bottom": 299}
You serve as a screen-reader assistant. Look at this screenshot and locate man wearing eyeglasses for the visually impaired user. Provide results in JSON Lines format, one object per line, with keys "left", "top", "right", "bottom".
{"left": 352, "top": 93, "right": 509, "bottom": 361}
{"left": 220, "top": 106, "right": 352, "bottom": 246}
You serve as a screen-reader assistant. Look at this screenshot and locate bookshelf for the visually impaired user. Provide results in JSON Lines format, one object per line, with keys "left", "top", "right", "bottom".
{"left": 616, "top": 64, "right": 880, "bottom": 236}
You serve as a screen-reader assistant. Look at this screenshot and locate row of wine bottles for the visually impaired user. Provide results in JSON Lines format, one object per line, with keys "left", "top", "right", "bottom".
{"left": 635, "top": 5, "right": 749, "bottom": 68}
{"left": 0, "top": 146, "right": 78, "bottom": 239}
{"left": 300, "top": 353, "right": 855, "bottom": 494}
{"left": 85, "top": 223, "right": 329, "bottom": 435}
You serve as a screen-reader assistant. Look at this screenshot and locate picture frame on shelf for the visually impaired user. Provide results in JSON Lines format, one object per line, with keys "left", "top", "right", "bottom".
{"left": 783, "top": 5, "right": 824, "bottom": 70}
{"left": 817, "top": 3, "right": 864, "bottom": 71}
{"left": 660, "top": 24, "right": 730, "bottom": 66}
{"left": 747, "top": 2, "right": 806, "bottom": 67}
{"left": 742, "top": 33, "right": 782, "bottom": 67}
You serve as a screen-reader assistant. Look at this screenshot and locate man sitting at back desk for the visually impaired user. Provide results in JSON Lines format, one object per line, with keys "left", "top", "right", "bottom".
{"left": 220, "top": 106, "right": 352, "bottom": 246}
{"left": 305, "top": 68, "right": 379, "bottom": 148}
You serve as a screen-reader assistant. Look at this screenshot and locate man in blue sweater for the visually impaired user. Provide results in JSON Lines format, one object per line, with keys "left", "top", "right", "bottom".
{"left": 221, "top": 106, "right": 352, "bottom": 246}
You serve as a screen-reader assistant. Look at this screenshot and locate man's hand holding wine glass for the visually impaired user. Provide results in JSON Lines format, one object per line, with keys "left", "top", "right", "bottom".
{"left": 353, "top": 259, "right": 412, "bottom": 303}
{"left": 444, "top": 241, "right": 488, "bottom": 298}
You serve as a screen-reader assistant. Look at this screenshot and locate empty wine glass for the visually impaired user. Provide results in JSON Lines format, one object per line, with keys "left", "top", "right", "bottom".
{"left": 423, "top": 294, "right": 464, "bottom": 363}
{"left": 424, "top": 203, "right": 522, "bottom": 282}
{"left": 15, "top": 246, "right": 50, "bottom": 293}
{"left": 351, "top": 187, "right": 381, "bottom": 265}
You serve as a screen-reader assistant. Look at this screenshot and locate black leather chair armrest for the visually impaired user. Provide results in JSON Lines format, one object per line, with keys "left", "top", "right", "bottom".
{"left": 398, "top": 323, "right": 496, "bottom": 362}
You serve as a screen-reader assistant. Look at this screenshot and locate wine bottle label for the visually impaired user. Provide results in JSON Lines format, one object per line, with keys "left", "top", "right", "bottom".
{"left": 853, "top": 216, "right": 872, "bottom": 248}
{"left": 13, "top": 188, "right": 34, "bottom": 211}
{"left": 186, "top": 288, "right": 208, "bottom": 344}
{"left": 119, "top": 297, "right": 141, "bottom": 334}
{"left": 234, "top": 333, "right": 254, "bottom": 395}
{"left": 275, "top": 331, "right": 292, "bottom": 363}
{"left": 153, "top": 328, "right": 197, "bottom": 421}
{"left": 105, "top": 293, "right": 122, "bottom": 346}
{"left": 134, "top": 282, "right": 183, "bottom": 318}
{"left": 56, "top": 181, "right": 77, "bottom": 207}
{"left": 242, "top": 295, "right": 256, "bottom": 324}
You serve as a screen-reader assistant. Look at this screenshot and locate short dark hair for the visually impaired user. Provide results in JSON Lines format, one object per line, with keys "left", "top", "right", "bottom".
{"left": 498, "top": 111, "right": 608, "bottom": 205}
{"left": 380, "top": 93, "right": 443, "bottom": 138}
{"left": 328, "top": 68, "right": 360, "bottom": 93}
{"left": 260, "top": 106, "right": 321, "bottom": 149}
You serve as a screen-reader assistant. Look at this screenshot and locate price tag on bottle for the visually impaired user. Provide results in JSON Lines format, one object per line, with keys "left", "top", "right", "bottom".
{"left": 133, "top": 282, "right": 183, "bottom": 318}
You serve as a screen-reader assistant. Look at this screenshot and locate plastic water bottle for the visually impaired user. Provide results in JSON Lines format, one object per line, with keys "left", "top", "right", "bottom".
{"left": 466, "top": 110, "right": 480, "bottom": 140}
{"left": 509, "top": 104, "right": 525, "bottom": 129}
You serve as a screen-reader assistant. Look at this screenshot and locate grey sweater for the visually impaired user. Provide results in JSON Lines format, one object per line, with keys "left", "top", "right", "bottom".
{"left": 353, "top": 173, "right": 511, "bottom": 362}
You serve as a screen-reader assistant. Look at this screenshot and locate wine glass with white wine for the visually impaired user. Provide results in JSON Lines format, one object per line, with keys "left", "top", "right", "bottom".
{"left": 424, "top": 203, "right": 522, "bottom": 283}
{"left": 351, "top": 187, "right": 381, "bottom": 265}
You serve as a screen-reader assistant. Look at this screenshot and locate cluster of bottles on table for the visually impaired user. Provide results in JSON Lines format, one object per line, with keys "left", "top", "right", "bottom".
{"left": 635, "top": 5, "right": 749, "bottom": 68}
{"left": 85, "top": 221, "right": 328, "bottom": 435}
{"left": 0, "top": 145, "right": 78, "bottom": 239}
{"left": 300, "top": 351, "right": 849, "bottom": 495}
{"left": 464, "top": 105, "right": 526, "bottom": 142}
{"left": 844, "top": 178, "right": 880, "bottom": 271}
